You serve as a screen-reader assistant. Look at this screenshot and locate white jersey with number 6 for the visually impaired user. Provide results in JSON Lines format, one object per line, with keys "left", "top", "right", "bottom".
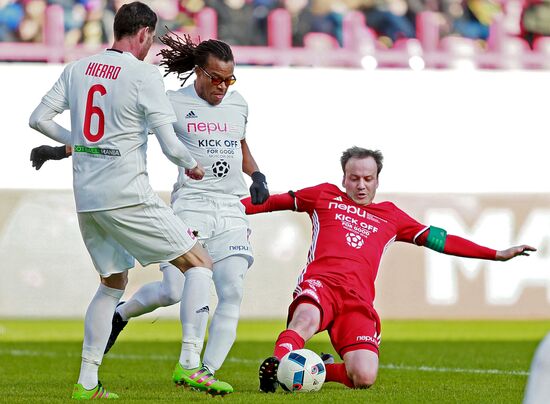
{"left": 41, "top": 49, "right": 177, "bottom": 212}
{"left": 168, "top": 84, "right": 248, "bottom": 201}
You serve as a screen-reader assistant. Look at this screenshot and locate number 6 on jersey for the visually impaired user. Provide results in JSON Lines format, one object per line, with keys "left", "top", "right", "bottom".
{"left": 84, "top": 84, "right": 106, "bottom": 142}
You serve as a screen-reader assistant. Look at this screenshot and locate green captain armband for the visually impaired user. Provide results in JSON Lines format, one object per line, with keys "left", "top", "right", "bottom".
{"left": 425, "top": 226, "right": 447, "bottom": 253}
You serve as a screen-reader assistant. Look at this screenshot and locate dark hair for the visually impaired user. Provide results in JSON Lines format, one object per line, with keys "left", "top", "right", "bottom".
{"left": 340, "top": 146, "right": 384, "bottom": 176}
{"left": 113, "top": 2, "right": 157, "bottom": 41}
{"left": 158, "top": 31, "right": 234, "bottom": 85}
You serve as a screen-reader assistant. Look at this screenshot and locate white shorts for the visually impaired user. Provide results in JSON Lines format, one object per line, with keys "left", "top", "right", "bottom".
{"left": 78, "top": 194, "right": 197, "bottom": 277}
{"left": 172, "top": 194, "right": 253, "bottom": 267}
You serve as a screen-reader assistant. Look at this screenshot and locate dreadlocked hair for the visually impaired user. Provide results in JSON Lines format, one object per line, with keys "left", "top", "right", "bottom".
{"left": 158, "top": 30, "right": 234, "bottom": 86}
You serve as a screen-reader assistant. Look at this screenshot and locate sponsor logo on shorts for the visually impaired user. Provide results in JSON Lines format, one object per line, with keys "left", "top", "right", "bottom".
{"left": 356, "top": 335, "right": 378, "bottom": 345}
{"left": 187, "top": 228, "right": 196, "bottom": 240}
{"left": 229, "top": 245, "right": 249, "bottom": 251}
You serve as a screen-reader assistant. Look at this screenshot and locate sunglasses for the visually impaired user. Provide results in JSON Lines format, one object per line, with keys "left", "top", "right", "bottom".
{"left": 196, "top": 65, "right": 236, "bottom": 87}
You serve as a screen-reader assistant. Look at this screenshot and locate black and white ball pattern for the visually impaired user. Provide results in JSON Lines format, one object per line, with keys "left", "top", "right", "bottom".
{"left": 212, "top": 160, "right": 230, "bottom": 178}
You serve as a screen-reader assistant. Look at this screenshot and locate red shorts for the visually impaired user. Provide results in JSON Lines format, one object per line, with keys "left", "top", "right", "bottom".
{"left": 288, "top": 277, "right": 381, "bottom": 358}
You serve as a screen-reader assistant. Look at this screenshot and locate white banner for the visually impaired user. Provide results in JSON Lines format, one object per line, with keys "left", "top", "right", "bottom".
{"left": 3, "top": 64, "right": 550, "bottom": 193}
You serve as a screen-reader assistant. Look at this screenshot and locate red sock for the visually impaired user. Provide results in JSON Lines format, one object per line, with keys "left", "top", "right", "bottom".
{"left": 273, "top": 329, "right": 305, "bottom": 359}
{"left": 325, "top": 363, "right": 354, "bottom": 388}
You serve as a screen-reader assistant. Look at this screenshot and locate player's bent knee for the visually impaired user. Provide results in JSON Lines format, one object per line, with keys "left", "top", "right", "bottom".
{"left": 351, "top": 368, "right": 377, "bottom": 389}
{"left": 101, "top": 271, "right": 128, "bottom": 289}
{"left": 170, "top": 241, "right": 213, "bottom": 272}
{"left": 217, "top": 281, "right": 244, "bottom": 304}
{"left": 194, "top": 255, "right": 213, "bottom": 269}
{"left": 158, "top": 287, "right": 181, "bottom": 306}
{"left": 171, "top": 253, "right": 213, "bottom": 273}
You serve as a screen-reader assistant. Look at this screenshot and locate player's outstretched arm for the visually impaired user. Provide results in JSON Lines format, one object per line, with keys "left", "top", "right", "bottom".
{"left": 495, "top": 245, "right": 537, "bottom": 261}
{"left": 416, "top": 227, "right": 536, "bottom": 261}
{"left": 241, "top": 192, "right": 295, "bottom": 215}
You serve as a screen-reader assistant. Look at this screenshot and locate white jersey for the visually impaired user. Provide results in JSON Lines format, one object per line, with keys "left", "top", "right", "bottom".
{"left": 41, "top": 49, "right": 176, "bottom": 212}
{"left": 167, "top": 84, "right": 249, "bottom": 201}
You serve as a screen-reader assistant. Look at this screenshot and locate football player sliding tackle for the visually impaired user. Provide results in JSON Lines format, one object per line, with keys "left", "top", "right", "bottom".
{"left": 240, "top": 146, "right": 536, "bottom": 392}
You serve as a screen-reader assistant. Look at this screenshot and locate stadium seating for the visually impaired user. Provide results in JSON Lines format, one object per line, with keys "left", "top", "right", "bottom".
{"left": 0, "top": 3, "right": 549, "bottom": 69}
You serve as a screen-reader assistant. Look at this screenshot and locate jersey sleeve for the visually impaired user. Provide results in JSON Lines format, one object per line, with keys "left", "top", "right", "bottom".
{"left": 293, "top": 183, "right": 328, "bottom": 213}
{"left": 138, "top": 67, "right": 177, "bottom": 129}
{"left": 241, "top": 192, "right": 295, "bottom": 214}
{"left": 415, "top": 232, "right": 497, "bottom": 259}
{"left": 41, "top": 63, "right": 71, "bottom": 113}
{"left": 392, "top": 203, "right": 429, "bottom": 244}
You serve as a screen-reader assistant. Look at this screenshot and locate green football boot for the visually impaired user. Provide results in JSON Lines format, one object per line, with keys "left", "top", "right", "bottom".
{"left": 71, "top": 381, "right": 119, "bottom": 400}
{"left": 172, "top": 363, "right": 233, "bottom": 396}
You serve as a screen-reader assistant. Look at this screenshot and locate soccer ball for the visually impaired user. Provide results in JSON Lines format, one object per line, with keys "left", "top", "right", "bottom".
{"left": 277, "top": 349, "right": 326, "bottom": 392}
{"left": 212, "top": 160, "right": 230, "bottom": 178}
{"left": 345, "top": 232, "right": 364, "bottom": 249}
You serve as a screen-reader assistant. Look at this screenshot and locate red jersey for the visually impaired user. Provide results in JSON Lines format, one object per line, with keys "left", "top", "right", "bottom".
{"left": 292, "top": 183, "right": 428, "bottom": 303}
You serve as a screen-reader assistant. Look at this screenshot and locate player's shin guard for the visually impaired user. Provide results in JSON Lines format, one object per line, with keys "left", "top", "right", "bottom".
{"left": 179, "top": 267, "right": 212, "bottom": 369}
{"left": 273, "top": 329, "right": 305, "bottom": 360}
{"left": 325, "top": 363, "right": 355, "bottom": 388}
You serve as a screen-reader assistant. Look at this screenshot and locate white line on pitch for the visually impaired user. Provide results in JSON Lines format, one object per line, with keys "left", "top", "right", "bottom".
{"left": 0, "top": 349, "right": 529, "bottom": 376}
{"left": 380, "top": 363, "right": 529, "bottom": 376}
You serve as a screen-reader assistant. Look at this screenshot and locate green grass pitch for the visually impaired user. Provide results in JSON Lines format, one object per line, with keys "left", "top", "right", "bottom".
{"left": 0, "top": 319, "right": 548, "bottom": 403}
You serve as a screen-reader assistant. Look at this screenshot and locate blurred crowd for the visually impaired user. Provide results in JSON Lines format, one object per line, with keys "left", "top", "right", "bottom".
{"left": 0, "top": 0, "right": 548, "bottom": 48}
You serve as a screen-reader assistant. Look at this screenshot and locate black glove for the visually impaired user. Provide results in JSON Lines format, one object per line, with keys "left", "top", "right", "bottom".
{"left": 250, "top": 171, "right": 270, "bottom": 205}
{"left": 30, "top": 145, "right": 68, "bottom": 170}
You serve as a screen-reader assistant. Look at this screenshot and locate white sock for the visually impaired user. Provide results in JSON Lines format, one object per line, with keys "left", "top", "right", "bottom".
{"left": 78, "top": 283, "right": 124, "bottom": 389}
{"left": 179, "top": 266, "right": 212, "bottom": 369}
{"left": 524, "top": 332, "right": 550, "bottom": 404}
{"left": 117, "top": 264, "right": 184, "bottom": 321}
{"left": 203, "top": 256, "right": 248, "bottom": 372}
